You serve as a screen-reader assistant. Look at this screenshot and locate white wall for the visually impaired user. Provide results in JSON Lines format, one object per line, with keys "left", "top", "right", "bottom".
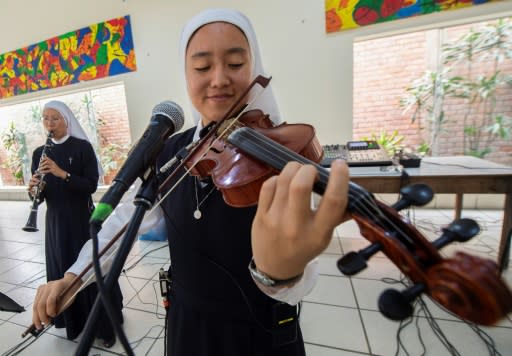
{"left": 1, "top": 0, "right": 511, "bottom": 144}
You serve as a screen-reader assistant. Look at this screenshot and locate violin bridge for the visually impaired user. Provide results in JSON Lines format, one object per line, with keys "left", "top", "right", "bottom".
{"left": 217, "top": 118, "right": 242, "bottom": 138}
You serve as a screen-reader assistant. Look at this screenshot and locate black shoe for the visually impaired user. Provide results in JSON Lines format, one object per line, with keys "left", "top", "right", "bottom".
{"left": 102, "top": 335, "right": 116, "bottom": 348}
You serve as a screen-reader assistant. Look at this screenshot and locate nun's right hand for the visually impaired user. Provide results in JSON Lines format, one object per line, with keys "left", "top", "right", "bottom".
{"left": 32, "top": 273, "right": 82, "bottom": 330}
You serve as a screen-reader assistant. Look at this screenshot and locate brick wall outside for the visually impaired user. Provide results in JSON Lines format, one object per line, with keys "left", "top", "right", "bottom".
{"left": 91, "top": 85, "right": 132, "bottom": 184}
{"left": 353, "top": 19, "right": 512, "bottom": 165}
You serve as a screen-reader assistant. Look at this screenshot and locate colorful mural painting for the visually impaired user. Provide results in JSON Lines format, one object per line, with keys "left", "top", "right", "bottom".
{"left": 0, "top": 15, "right": 136, "bottom": 99}
{"left": 325, "top": 0, "right": 500, "bottom": 33}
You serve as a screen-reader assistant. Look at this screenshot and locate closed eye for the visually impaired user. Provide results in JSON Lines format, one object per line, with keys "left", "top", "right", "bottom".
{"left": 195, "top": 66, "right": 210, "bottom": 72}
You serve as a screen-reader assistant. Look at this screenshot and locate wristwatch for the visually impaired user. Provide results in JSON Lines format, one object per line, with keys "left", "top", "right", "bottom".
{"left": 248, "top": 258, "right": 303, "bottom": 287}
{"left": 65, "top": 172, "right": 71, "bottom": 182}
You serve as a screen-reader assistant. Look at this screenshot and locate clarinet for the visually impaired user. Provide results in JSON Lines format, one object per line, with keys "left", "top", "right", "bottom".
{"left": 22, "top": 131, "right": 54, "bottom": 232}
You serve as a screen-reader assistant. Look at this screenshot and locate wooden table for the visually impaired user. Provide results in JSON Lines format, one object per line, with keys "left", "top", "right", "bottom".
{"left": 348, "top": 156, "right": 512, "bottom": 271}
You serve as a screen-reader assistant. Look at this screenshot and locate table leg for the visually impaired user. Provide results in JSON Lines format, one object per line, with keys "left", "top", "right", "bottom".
{"left": 498, "top": 193, "right": 511, "bottom": 272}
{"left": 455, "top": 193, "right": 463, "bottom": 220}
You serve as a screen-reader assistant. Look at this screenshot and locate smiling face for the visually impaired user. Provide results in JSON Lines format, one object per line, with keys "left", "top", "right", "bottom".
{"left": 42, "top": 108, "right": 67, "bottom": 139}
{"left": 185, "top": 22, "right": 252, "bottom": 125}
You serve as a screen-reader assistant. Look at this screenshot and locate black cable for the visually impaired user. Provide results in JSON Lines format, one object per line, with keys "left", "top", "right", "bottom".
{"left": 125, "top": 325, "right": 164, "bottom": 354}
{"left": 204, "top": 255, "right": 272, "bottom": 332}
{"left": 394, "top": 315, "right": 413, "bottom": 356}
{"left": 414, "top": 305, "right": 427, "bottom": 356}
{"left": 163, "top": 303, "right": 169, "bottom": 356}
{"left": 421, "top": 161, "right": 511, "bottom": 171}
{"left": 382, "top": 273, "right": 505, "bottom": 356}
{"left": 116, "top": 270, "right": 167, "bottom": 355}
{"left": 123, "top": 244, "right": 169, "bottom": 272}
{"left": 205, "top": 255, "right": 302, "bottom": 335}
{"left": 120, "top": 270, "right": 166, "bottom": 319}
{"left": 90, "top": 224, "right": 133, "bottom": 355}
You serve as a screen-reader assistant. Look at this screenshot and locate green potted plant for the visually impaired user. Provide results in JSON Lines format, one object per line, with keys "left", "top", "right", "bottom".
{"left": 1, "top": 121, "right": 28, "bottom": 185}
{"left": 401, "top": 18, "right": 512, "bottom": 159}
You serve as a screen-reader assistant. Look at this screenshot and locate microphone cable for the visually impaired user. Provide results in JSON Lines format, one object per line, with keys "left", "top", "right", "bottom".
{"left": 90, "top": 223, "right": 134, "bottom": 355}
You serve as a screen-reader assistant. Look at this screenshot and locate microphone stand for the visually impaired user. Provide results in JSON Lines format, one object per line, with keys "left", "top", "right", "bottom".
{"left": 75, "top": 171, "right": 160, "bottom": 356}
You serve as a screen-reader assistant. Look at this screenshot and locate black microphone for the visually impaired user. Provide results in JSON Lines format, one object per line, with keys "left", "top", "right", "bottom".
{"left": 90, "top": 100, "right": 185, "bottom": 224}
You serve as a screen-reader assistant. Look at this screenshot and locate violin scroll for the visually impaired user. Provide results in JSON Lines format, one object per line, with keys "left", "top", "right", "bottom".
{"left": 339, "top": 184, "right": 512, "bottom": 326}
{"left": 377, "top": 252, "right": 512, "bottom": 325}
{"left": 427, "top": 252, "right": 512, "bottom": 325}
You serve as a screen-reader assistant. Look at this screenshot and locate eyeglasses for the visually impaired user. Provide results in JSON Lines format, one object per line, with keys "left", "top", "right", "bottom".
{"left": 42, "top": 116, "right": 63, "bottom": 123}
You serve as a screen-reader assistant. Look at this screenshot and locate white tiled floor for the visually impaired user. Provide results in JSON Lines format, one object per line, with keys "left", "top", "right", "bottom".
{"left": 0, "top": 200, "right": 510, "bottom": 355}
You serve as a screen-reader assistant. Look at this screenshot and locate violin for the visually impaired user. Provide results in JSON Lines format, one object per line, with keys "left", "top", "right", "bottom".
{"left": 222, "top": 121, "right": 512, "bottom": 326}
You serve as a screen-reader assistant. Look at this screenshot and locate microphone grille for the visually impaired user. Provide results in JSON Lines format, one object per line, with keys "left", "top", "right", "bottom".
{"left": 152, "top": 100, "right": 185, "bottom": 131}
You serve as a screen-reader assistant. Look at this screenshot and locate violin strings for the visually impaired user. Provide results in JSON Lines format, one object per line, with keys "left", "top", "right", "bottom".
{"left": 234, "top": 127, "right": 414, "bottom": 238}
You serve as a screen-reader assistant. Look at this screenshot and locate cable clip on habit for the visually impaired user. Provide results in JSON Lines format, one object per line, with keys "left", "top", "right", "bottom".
{"left": 159, "top": 268, "right": 171, "bottom": 309}
{"left": 271, "top": 302, "right": 298, "bottom": 347}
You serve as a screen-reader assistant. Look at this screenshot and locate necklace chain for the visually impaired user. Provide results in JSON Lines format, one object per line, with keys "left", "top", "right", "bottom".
{"left": 193, "top": 177, "right": 216, "bottom": 219}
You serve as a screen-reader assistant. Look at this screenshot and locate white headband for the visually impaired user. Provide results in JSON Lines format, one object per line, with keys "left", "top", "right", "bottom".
{"left": 179, "top": 8, "right": 281, "bottom": 125}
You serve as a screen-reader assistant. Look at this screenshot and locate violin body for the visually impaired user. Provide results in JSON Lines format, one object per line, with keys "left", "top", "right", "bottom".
{"left": 185, "top": 109, "right": 323, "bottom": 207}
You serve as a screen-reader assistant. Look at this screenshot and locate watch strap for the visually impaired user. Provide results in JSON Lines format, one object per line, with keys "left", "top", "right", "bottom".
{"left": 248, "top": 258, "right": 303, "bottom": 287}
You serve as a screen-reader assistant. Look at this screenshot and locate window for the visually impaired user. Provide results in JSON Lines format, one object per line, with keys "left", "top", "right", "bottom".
{"left": 0, "top": 83, "right": 131, "bottom": 186}
{"left": 353, "top": 17, "right": 512, "bottom": 165}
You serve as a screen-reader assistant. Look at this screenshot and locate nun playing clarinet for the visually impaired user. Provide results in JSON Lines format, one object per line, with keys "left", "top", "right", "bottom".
{"left": 27, "top": 100, "right": 123, "bottom": 347}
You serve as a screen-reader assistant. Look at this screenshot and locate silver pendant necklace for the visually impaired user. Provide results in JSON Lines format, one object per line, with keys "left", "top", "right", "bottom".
{"left": 193, "top": 177, "right": 216, "bottom": 220}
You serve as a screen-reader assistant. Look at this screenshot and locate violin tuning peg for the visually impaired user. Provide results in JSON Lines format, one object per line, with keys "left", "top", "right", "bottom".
{"left": 391, "top": 184, "right": 434, "bottom": 211}
{"left": 432, "top": 218, "right": 481, "bottom": 250}
{"left": 337, "top": 243, "right": 382, "bottom": 276}
{"left": 337, "top": 252, "right": 367, "bottom": 275}
{"left": 378, "top": 283, "right": 425, "bottom": 321}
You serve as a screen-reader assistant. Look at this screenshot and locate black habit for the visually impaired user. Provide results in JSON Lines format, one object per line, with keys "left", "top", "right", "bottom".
{"left": 157, "top": 128, "right": 306, "bottom": 356}
{"left": 31, "top": 136, "right": 123, "bottom": 341}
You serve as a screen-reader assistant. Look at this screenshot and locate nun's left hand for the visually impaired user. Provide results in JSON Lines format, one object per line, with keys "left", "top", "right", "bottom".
{"left": 251, "top": 160, "right": 350, "bottom": 281}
